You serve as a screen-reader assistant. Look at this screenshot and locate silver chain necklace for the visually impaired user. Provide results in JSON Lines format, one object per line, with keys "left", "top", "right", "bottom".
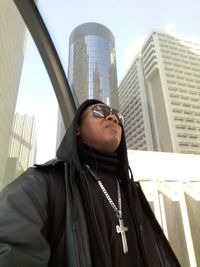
{"left": 98, "top": 179, "right": 129, "bottom": 254}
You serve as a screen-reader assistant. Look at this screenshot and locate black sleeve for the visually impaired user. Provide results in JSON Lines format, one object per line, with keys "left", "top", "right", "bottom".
{"left": 0, "top": 168, "right": 50, "bottom": 267}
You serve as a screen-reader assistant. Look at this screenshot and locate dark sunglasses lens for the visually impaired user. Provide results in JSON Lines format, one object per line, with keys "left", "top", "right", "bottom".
{"left": 113, "top": 110, "right": 124, "bottom": 126}
{"left": 93, "top": 105, "right": 124, "bottom": 126}
{"left": 101, "top": 106, "right": 110, "bottom": 117}
{"left": 93, "top": 105, "right": 109, "bottom": 117}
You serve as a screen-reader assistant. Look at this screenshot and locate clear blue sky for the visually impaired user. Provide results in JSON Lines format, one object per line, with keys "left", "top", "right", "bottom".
{"left": 38, "top": 0, "right": 200, "bottom": 81}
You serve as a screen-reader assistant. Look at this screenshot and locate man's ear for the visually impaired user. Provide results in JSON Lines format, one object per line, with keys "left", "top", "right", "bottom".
{"left": 76, "top": 126, "right": 80, "bottom": 136}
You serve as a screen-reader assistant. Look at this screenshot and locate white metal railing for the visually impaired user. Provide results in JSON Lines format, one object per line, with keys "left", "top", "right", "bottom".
{"left": 128, "top": 150, "right": 200, "bottom": 267}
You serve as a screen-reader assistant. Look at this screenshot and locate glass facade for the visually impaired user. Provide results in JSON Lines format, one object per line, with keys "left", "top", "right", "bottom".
{"left": 68, "top": 22, "right": 119, "bottom": 109}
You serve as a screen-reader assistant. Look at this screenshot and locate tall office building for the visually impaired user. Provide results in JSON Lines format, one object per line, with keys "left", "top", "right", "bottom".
{"left": 2, "top": 113, "right": 37, "bottom": 188}
{"left": 119, "top": 30, "right": 200, "bottom": 154}
{"left": 0, "top": 0, "right": 27, "bottom": 180}
{"left": 119, "top": 55, "right": 154, "bottom": 151}
{"left": 68, "top": 22, "right": 119, "bottom": 108}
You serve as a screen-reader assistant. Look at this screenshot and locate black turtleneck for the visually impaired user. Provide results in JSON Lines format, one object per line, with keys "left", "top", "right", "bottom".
{"left": 78, "top": 142, "right": 144, "bottom": 267}
{"left": 77, "top": 141, "right": 120, "bottom": 174}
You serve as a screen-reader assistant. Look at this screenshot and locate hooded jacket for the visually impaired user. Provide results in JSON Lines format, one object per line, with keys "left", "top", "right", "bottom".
{"left": 0, "top": 99, "right": 181, "bottom": 267}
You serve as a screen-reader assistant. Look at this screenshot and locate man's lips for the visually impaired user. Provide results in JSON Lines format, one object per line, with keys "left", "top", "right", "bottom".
{"left": 105, "top": 122, "right": 119, "bottom": 130}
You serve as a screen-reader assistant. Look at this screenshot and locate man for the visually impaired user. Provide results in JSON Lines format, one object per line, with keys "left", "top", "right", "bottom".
{"left": 0, "top": 99, "right": 180, "bottom": 266}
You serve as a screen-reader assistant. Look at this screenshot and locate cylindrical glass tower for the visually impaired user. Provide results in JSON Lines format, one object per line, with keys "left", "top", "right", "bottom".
{"left": 68, "top": 22, "right": 119, "bottom": 108}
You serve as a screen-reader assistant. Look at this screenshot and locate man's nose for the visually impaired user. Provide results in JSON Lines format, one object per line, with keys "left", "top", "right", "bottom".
{"left": 106, "top": 113, "right": 118, "bottom": 124}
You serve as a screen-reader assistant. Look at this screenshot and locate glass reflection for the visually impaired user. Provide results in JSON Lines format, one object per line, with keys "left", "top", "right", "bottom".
{"left": 68, "top": 22, "right": 119, "bottom": 109}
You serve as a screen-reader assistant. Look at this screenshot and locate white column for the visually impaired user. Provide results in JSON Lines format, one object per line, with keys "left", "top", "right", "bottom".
{"left": 179, "top": 182, "right": 197, "bottom": 267}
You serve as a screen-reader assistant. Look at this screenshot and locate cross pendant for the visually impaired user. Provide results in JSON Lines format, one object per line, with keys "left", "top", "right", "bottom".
{"left": 116, "top": 218, "right": 128, "bottom": 254}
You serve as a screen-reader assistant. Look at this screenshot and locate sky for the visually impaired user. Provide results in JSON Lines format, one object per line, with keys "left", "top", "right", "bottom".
{"left": 37, "top": 0, "right": 200, "bottom": 81}
{"left": 16, "top": 0, "right": 200, "bottom": 163}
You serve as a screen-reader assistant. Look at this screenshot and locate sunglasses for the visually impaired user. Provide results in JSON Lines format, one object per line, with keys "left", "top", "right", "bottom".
{"left": 82, "top": 104, "right": 125, "bottom": 126}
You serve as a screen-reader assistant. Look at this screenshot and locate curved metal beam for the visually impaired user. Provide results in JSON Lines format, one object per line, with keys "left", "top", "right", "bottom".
{"left": 13, "top": 0, "right": 76, "bottom": 129}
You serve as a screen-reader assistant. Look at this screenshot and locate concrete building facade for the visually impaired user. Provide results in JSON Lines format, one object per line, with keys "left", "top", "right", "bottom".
{"left": 0, "top": 0, "right": 27, "bottom": 180}
{"left": 2, "top": 113, "right": 37, "bottom": 189}
{"left": 128, "top": 149, "right": 200, "bottom": 267}
{"left": 119, "top": 30, "right": 200, "bottom": 154}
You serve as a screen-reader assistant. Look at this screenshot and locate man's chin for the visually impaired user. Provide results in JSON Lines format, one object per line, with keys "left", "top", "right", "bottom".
{"left": 101, "top": 140, "right": 120, "bottom": 154}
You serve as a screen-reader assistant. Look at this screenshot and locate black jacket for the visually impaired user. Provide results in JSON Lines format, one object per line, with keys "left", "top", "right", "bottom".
{"left": 0, "top": 99, "right": 181, "bottom": 267}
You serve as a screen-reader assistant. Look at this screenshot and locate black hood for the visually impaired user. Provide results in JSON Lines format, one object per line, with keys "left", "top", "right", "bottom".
{"left": 56, "top": 99, "right": 130, "bottom": 180}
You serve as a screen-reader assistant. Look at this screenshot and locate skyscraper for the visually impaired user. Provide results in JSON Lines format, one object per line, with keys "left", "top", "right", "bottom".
{"left": 0, "top": 0, "right": 27, "bottom": 180}
{"left": 2, "top": 113, "right": 37, "bottom": 189}
{"left": 119, "top": 30, "right": 200, "bottom": 154}
{"left": 119, "top": 55, "right": 154, "bottom": 151}
{"left": 68, "top": 22, "right": 119, "bottom": 108}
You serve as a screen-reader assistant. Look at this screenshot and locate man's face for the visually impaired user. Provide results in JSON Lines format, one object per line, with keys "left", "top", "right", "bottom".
{"left": 77, "top": 104, "right": 122, "bottom": 154}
